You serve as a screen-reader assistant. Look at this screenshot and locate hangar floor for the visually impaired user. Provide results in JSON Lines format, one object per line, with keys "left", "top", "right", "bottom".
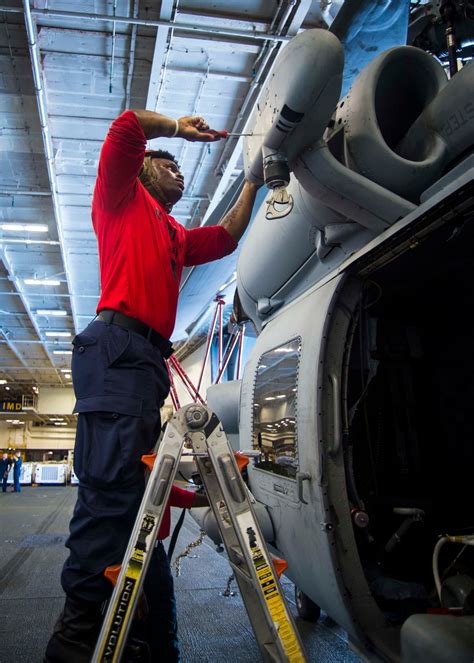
{"left": 0, "top": 487, "right": 361, "bottom": 662}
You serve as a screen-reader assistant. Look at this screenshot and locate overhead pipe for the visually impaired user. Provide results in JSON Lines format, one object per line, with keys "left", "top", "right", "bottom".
{"left": 22, "top": 1, "right": 79, "bottom": 334}
{"left": 147, "top": 0, "right": 179, "bottom": 113}
{"left": 0, "top": 239, "right": 61, "bottom": 245}
{"left": 4, "top": 6, "right": 290, "bottom": 43}
{"left": 0, "top": 189, "right": 51, "bottom": 196}
{"left": 166, "top": 66, "right": 252, "bottom": 83}
{"left": 124, "top": 0, "right": 139, "bottom": 109}
{"left": 109, "top": 0, "right": 118, "bottom": 94}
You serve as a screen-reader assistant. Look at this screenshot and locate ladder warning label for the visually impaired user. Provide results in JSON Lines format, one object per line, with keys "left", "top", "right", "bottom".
{"left": 99, "top": 511, "right": 158, "bottom": 661}
{"left": 236, "top": 513, "right": 306, "bottom": 662}
{"left": 131, "top": 513, "right": 156, "bottom": 565}
{"left": 103, "top": 576, "right": 137, "bottom": 660}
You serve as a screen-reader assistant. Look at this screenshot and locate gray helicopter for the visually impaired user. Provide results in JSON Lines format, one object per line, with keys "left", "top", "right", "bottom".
{"left": 189, "top": 2, "right": 474, "bottom": 661}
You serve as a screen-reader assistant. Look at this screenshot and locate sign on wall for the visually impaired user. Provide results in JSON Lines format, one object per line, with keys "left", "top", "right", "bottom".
{"left": 1, "top": 400, "right": 23, "bottom": 412}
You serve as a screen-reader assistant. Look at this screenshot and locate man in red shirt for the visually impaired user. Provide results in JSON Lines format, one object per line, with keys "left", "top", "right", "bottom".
{"left": 44, "top": 110, "right": 259, "bottom": 662}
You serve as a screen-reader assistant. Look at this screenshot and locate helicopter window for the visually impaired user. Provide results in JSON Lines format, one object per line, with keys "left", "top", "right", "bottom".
{"left": 252, "top": 338, "right": 301, "bottom": 479}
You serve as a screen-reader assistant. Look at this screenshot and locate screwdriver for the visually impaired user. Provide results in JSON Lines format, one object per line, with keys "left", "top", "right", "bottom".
{"left": 207, "top": 130, "right": 255, "bottom": 139}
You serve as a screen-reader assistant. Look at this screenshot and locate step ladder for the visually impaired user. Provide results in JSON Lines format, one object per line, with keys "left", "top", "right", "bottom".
{"left": 92, "top": 403, "right": 307, "bottom": 663}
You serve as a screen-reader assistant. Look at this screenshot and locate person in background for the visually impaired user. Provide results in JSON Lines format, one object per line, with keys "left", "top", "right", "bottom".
{"left": 0, "top": 452, "right": 11, "bottom": 493}
{"left": 12, "top": 450, "right": 22, "bottom": 492}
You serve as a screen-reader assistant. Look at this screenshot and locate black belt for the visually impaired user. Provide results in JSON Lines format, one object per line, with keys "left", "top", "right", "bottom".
{"left": 98, "top": 309, "right": 174, "bottom": 359}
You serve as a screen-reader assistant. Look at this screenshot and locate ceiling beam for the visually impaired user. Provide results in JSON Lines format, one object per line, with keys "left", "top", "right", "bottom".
{"left": 286, "top": 0, "right": 314, "bottom": 35}
{"left": 165, "top": 66, "right": 252, "bottom": 83}
{"left": 4, "top": 6, "right": 290, "bottom": 44}
{"left": 22, "top": 0, "right": 79, "bottom": 335}
{"left": 0, "top": 189, "right": 51, "bottom": 196}
{"left": 145, "top": 0, "right": 174, "bottom": 112}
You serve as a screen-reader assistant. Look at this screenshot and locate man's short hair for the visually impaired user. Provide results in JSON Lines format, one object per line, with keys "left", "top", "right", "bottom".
{"left": 144, "top": 149, "right": 179, "bottom": 166}
{"left": 140, "top": 150, "right": 180, "bottom": 191}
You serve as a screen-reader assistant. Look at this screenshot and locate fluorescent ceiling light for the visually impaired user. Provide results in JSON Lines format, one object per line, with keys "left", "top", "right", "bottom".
{"left": 53, "top": 350, "right": 72, "bottom": 355}
{"left": 0, "top": 380, "right": 7, "bottom": 385}
{"left": 1, "top": 224, "right": 48, "bottom": 232}
{"left": 54, "top": 422, "right": 68, "bottom": 426}
{"left": 45, "top": 331, "right": 71, "bottom": 337}
{"left": 0, "top": 239, "right": 59, "bottom": 245}
{"left": 60, "top": 369, "right": 71, "bottom": 373}
{"left": 36, "top": 309, "right": 67, "bottom": 316}
{"left": 24, "top": 279, "right": 60, "bottom": 286}
{"left": 64, "top": 373, "right": 72, "bottom": 379}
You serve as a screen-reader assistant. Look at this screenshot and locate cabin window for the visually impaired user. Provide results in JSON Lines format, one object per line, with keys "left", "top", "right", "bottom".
{"left": 252, "top": 338, "right": 301, "bottom": 479}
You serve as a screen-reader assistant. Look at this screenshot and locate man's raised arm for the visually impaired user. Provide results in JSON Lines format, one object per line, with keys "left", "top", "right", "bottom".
{"left": 218, "top": 181, "right": 261, "bottom": 242}
{"left": 132, "top": 110, "right": 222, "bottom": 143}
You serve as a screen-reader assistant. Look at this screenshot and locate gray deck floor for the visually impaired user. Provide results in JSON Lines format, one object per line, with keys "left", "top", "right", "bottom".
{"left": 0, "top": 487, "right": 361, "bottom": 663}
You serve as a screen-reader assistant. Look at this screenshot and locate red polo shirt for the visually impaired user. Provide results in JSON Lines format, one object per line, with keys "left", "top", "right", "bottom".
{"left": 92, "top": 111, "right": 237, "bottom": 339}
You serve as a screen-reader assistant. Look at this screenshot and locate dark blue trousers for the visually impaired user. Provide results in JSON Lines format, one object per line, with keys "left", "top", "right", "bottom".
{"left": 13, "top": 472, "right": 21, "bottom": 492}
{"left": 61, "top": 320, "right": 176, "bottom": 654}
{"left": 137, "top": 541, "right": 180, "bottom": 662}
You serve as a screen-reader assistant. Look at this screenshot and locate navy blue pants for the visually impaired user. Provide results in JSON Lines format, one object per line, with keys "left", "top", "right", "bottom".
{"left": 13, "top": 472, "right": 21, "bottom": 492}
{"left": 136, "top": 541, "right": 180, "bottom": 662}
{"left": 61, "top": 320, "right": 176, "bottom": 653}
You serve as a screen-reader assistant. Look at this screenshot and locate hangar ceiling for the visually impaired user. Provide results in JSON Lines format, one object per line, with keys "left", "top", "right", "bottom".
{"left": 0, "top": 0, "right": 338, "bottom": 390}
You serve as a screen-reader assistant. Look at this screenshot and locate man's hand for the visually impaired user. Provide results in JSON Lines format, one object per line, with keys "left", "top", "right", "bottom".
{"left": 177, "top": 116, "right": 224, "bottom": 142}
{"left": 133, "top": 109, "right": 226, "bottom": 142}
